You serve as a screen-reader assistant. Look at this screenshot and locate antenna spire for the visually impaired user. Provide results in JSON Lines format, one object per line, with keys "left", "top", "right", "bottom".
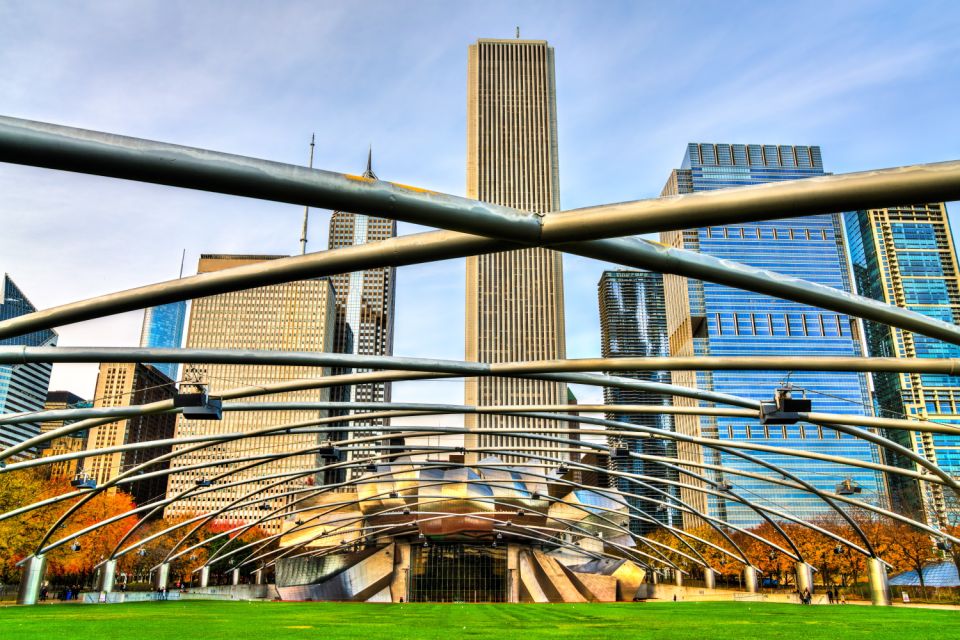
{"left": 299, "top": 133, "right": 316, "bottom": 255}
{"left": 515, "top": 26, "right": 520, "bottom": 39}
{"left": 363, "top": 144, "right": 377, "bottom": 180}
{"left": 178, "top": 248, "right": 186, "bottom": 278}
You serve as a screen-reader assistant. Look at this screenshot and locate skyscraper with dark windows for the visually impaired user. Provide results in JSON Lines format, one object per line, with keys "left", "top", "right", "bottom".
{"left": 844, "top": 203, "right": 960, "bottom": 527}
{"left": 327, "top": 151, "right": 398, "bottom": 482}
{"left": 660, "top": 143, "right": 886, "bottom": 527}
{"left": 598, "top": 270, "right": 680, "bottom": 534}
{"left": 139, "top": 301, "right": 187, "bottom": 380}
{"left": 0, "top": 274, "right": 57, "bottom": 458}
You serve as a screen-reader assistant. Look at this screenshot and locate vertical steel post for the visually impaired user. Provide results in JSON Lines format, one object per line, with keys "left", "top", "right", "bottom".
{"left": 199, "top": 566, "right": 210, "bottom": 588}
{"left": 97, "top": 559, "right": 117, "bottom": 593}
{"left": 868, "top": 557, "right": 890, "bottom": 606}
{"left": 154, "top": 562, "right": 170, "bottom": 591}
{"left": 231, "top": 568, "right": 240, "bottom": 586}
{"left": 795, "top": 562, "right": 814, "bottom": 596}
{"left": 743, "top": 566, "right": 758, "bottom": 593}
{"left": 16, "top": 554, "right": 47, "bottom": 605}
{"left": 703, "top": 568, "right": 716, "bottom": 590}
{"left": 674, "top": 570, "right": 683, "bottom": 587}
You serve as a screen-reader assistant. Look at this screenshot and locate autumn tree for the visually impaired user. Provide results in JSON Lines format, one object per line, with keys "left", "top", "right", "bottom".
{"left": 0, "top": 469, "right": 65, "bottom": 582}
{"left": 0, "top": 468, "right": 140, "bottom": 586}
{"left": 881, "top": 521, "right": 935, "bottom": 597}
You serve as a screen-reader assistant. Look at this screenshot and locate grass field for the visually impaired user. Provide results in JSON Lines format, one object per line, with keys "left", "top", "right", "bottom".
{"left": 1, "top": 600, "right": 958, "bottom": 640}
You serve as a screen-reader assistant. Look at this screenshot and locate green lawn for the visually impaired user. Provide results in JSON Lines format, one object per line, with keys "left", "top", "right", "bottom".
{"left": 1, "top": 600, "right": 958, "bottom": 640}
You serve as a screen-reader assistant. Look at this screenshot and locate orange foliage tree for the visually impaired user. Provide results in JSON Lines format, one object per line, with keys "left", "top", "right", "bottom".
{"left": 879, "top": 521, "right": 936, "bottom": 597}
{"left": 0, "top": 469, "right": 139, "bottom": 585}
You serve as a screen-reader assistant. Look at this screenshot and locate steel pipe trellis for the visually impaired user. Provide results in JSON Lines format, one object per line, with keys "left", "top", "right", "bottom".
{"left": 2, "top": 114, "right": 959, "bottom": 599}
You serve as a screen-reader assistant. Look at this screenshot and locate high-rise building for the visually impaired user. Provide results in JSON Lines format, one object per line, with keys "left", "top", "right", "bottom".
{"left": 83, "top": 363, "right": 177, "bottom": 504}
{"left": 598, "top": 270, "right": 680, "bottom": 534}
{"left": 328, "top": 151, "right": 398, "bottom": 482}
{"left": 844, "top": 203, "right": 960, "bottom": 526}
{"left": 39, "top": 390, "right": 90, "bottom": 479}
{"left": 164, "top": 255, "right": 336, "bottom": 533}
{"left": 464, "top": 38, "right": 567, "bottom": 467}
{"left": 660, "top": 143, "right": 885, "bottom": 527}
{"left": 140, "top": 301, "right": 187, "bottom": 380}
{"left": 0, "top": 274, "right": 57, "bottom": 458}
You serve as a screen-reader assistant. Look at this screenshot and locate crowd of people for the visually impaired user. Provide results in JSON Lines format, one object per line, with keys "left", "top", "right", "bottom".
{"left": 798, "top": 587, "right": 847, "bottom": 605}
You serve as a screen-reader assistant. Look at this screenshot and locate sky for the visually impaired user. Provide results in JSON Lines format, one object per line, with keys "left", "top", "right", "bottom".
{"left": 1, "top": 0, "right": 959, "bottom": 420}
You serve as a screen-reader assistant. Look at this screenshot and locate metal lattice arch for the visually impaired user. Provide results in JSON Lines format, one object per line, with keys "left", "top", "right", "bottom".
{"left": 2, "top": 116, "right": 960, "bottom": 605}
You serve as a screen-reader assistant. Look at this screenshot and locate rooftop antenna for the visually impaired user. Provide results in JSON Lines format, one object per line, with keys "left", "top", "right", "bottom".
{"left": 515, "top": 26, "right": 520, "bottom": 39}
{"left": 178, "top": 248, "right": 186, "bottom": 278}
{"left": 299, "top": 133, "right": 316, "bottom": 255}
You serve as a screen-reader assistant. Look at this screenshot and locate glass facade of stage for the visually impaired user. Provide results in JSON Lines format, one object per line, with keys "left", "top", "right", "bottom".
{"left": 409, "top": 543, "right": 507, "bottom": 602}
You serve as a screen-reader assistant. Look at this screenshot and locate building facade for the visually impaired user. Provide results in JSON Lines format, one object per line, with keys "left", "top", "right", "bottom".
{"left": 844, "top": 203, "right": 960, "bottom": 526}
{"left": 0, "top": 274, "right": 57, "bottom": 458}
{"left": 164, "top": 255, "right": 336, "bottom": 533}
{"left": 464, "top": 38, "right": 567, "bottom": 466}
{"left": 39, "top": 390, "right": 90, "bottom": 479}
{"left": 139, "top": 301, "right": 187, "bottom": 380}
{"left": 660, "top": 143, "right": 885, "bottom": 527}
{"left": 328, "top": 152, "right": 398, "bottom": 482}
{"left": 83, "top": 363, "right": 177, "bottom": 505}
{"left": 598, "top": 270, "right": 681, "bottom": 533}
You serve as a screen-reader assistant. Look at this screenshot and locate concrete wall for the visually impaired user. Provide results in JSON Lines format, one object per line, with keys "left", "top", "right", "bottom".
{"left": 82, "top": 584, "right": 277, "bottom": 604}
{"left": 636, "top": 584, "right": 801, "bottom": 604}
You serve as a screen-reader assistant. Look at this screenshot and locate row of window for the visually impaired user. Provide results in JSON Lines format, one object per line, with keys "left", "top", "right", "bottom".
{"left": 688, "top": 143, "right": 822, "bottom": 170}
{"left": 704, "top": 226, "right": 830, "bottom": 241}
{"left": 712, "top": 312, "right": 850, "bottom": 338}
{"left": 724, "top": 423, "right": 844, "bottom": 440}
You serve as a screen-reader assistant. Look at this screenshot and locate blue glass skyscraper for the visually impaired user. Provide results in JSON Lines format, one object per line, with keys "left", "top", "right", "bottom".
{"left": 598, "top": 270, "right": 681, "bottom": 534}
{"left": 0, "top": 274, "right": 58, "bottom": 457}
{"left": 661, "top": 143, "right": 885, "bottom": 527}
{"left": 139, "top": 301, "right": 186, "bottom": 380}
{"left": 845, "top": 203, "right": 960, "bottom": 526}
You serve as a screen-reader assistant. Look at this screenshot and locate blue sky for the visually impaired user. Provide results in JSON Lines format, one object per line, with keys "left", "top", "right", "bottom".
{"left": 1, "top": 0, "right": 959, "bottom": 412}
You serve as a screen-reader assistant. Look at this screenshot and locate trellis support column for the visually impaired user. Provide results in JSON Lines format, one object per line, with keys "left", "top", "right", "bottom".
{"left": 743, "top": 566, "right": 758, "bottom": 593}
{"left": 16, "top": 554, "right": 47, "bottom": 605}
{"left": 868, "top": 557, "right": 891, "bottom": 606}
{"left": 703, "top": 568, "right": 715, "bottom": 590}
{"left": 97, "top": 559, "right": 117, "bottom": 593}
{"left": 795, "top": 562, "right": 814, "bottom": 596}
{"left": 154, "top": 562, "right": 170, "bottom": 591}
{"left": 199, "top": 566, "right": 210, "bottom": 588}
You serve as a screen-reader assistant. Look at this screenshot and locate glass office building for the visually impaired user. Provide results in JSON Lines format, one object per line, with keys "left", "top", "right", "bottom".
{"left": 598, "top": 270, "right": 681, "bottom": 534}
{"left": 0, "top": 274, "right": 58, "bottom": 457}
{"left": 845, "top": 203, "right": 960, "bottom": 526}
{"left": 139, "top": 301, "right": 187, "bottom": 380}
{"left": 660, "top": 143, "right": 885, "bottom": 527}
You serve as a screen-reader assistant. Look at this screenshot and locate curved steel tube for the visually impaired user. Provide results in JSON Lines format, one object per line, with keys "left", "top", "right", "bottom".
{"left": 20, "top": 406, "right": 959, "bottom": 555}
